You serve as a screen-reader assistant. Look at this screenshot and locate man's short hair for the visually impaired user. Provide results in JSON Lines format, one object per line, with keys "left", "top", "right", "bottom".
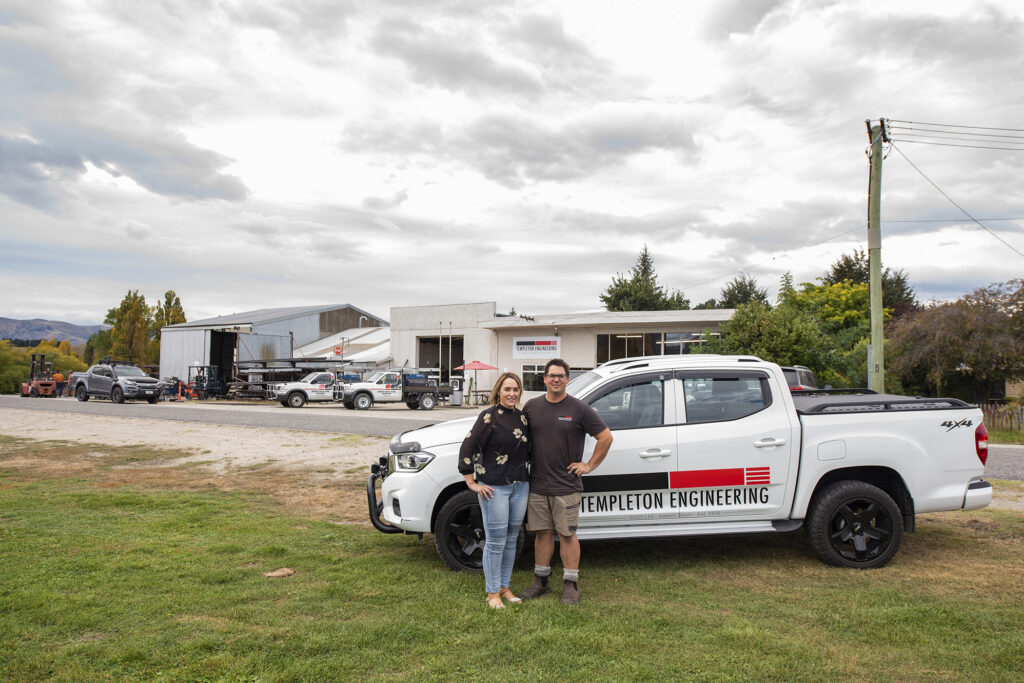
{"left": 544, "top": 358, "right": 569, "bottom": 376}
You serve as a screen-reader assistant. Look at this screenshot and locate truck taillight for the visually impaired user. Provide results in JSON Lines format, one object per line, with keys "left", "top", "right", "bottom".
{"left": 975, "top": 423, "right": 988, "bottom": 466}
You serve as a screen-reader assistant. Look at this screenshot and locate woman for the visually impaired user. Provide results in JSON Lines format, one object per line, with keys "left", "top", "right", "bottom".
{"left": 459, "top": 372, "right": 531, "bottom": 609}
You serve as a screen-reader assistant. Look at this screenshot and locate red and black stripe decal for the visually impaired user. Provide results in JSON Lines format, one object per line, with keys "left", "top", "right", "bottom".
{"left": 583, "top": 467, "right": 771, "bottom": 493}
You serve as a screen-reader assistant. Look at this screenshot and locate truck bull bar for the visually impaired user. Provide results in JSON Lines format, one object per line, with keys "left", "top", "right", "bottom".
{"left": 367, "top": 456, "right": 402, "bottom": 534}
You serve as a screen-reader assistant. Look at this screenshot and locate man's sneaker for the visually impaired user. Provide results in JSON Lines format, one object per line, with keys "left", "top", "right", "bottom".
{"left": 519, "top": 575, "right": 552, "bottom": 600}
{"left": 561, "top": 580, "right": 580, "bottom": 605}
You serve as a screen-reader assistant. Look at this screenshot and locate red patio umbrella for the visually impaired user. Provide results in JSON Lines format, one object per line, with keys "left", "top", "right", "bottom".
{"left": 453, "top": 360, "right": 498, "bottom": 405}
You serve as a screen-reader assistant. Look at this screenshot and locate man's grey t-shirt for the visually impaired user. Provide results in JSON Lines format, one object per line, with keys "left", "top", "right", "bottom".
{"left": 523, "top": 394, "right": 608, "bottom": 496}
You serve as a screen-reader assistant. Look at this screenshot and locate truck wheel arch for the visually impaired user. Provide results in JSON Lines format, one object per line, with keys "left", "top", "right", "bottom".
{"left": 803, "top": 466, "right": 914, "bottom": 533}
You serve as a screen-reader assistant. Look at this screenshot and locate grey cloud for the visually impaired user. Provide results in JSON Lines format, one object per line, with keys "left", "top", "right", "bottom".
{"left": 370, "top": 19, "right": 544, "bottom": 96}
{"left": 362, "top": 189, "right": 408, "bottom": 210}
{"left": 705, "top": 0, "right": 783, "bottom": 38}
{"left": 341, "top": 108, "right": 697, "bottom": 186}
{"left": 0, "top": 135, "right": 85, "bottom": 210}
{"left": 460, "top": 111, "right": 697, "bottom": 186}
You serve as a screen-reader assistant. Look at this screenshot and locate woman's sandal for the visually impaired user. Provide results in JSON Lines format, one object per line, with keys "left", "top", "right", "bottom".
{"left": 486, "top": 595, "right": 505, "bottom": 609}
{"left": 500, "top": 589, "right": 522, "bottom": 604}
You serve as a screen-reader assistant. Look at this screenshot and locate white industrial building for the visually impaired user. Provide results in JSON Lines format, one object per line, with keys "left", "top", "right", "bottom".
{"left": 389, "top": 302, "right": 736, "bottom": 396}
{"left": 159, "top": 304, "right": 386, "bottom": 382}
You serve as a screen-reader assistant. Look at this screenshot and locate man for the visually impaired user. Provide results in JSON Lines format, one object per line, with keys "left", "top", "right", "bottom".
{"left": 520, "top": 358, "right": 613, "bottom": 605}
{"left": 52, "top": 371, "right": 65, "bottom": 398}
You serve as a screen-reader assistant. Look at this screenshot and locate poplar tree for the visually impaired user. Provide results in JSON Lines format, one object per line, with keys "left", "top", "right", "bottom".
{"left": 105, "top": 290, "right": 152, "bottom": 363}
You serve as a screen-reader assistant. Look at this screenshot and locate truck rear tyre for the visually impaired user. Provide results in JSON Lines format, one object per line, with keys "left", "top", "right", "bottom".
{"left": 406, "top": 401, "right": 419, "bottom": 409}
{"left": 76, "top": 385, "right": 89, "bottom": 402}
{"left": 286, "top": 392, "right": 307, "bottom": 408}
{"left": 111, "top": 386, "right": 125, "bottom": 404}
{"left": 419, "top": 393, "right": 436, "bottom": 410}
{"left": 807, "top": 480, "right": 903, "bottom": 569}
{"left": 354, "top": 393, "right": 372, "bottom": 410}
{"left": 434, "top": 489, "right": 525, "bottom": 572}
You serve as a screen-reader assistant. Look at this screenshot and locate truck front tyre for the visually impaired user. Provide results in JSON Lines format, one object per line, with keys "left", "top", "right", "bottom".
{"left": 147, "top": 396, "right": 159, "bottom": 404}
{"left": 807, "top": 480, "right": 903, "bottom": 569}
{"left": 406, "top": 401, "right": 419, "bottom": 410}
{"left": 354, "top": 394, "right": 372, "bottom": 410}
{"left": 286, "top": 392, "right": 307, "bottom": 408}
{"left": 76, "top": 385, "right": 89, "bottom": 402}
{"left": 111, "top": 386, "right": 125, "bottom": 404}
{"left": 433, "top": 489, "right": 524, "bottom": 572}
{"left": 418, "top": 393, "right": 436, "bottom": 410}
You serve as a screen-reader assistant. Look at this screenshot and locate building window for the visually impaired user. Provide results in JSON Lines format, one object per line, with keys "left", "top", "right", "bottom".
{"left": 522, "top": 364, "right": 546, "bottom": 391}
{"left": 596, "top": 332, "right": 722, "bottom": 361}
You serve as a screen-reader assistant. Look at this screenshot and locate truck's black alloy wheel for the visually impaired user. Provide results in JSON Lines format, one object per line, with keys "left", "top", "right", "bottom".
{"left": 111, "top": 387, "right": 125, "bottom": 404}
{"left": 808, "top": 480, "right": 903, "bottom": 569}
{"left": 76, "top": 385, "right": 89, "bottom": 402}
{"left": 434, "top": 490, "right": 524, "bottom": 572}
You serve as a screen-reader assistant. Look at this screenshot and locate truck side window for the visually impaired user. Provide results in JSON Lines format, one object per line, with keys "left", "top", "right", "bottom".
{"left": 684, "top": 376, "right": 767, "bottom": 423}
{"left": 589, "top": 379, "right": 664, "bottom": 430}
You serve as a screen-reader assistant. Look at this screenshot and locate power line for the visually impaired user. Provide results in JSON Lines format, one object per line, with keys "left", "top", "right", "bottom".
{"left": 887, "top": 119, "right": 1024, "bottom": 133}
{"left": 889, "top": 142, "right": 1024, "bottom": 260}
{"left": 888, "top": 126, "right": 1024, "bottom": 141}
{"left": 882, "top": 218, "right": 1024, "bottom": 223}
{"left": 892, "top": 139, "right": 1024, "bottom": 152}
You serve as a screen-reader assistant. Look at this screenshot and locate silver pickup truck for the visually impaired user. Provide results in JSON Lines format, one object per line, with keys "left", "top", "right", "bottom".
{"left": 71, "top": 361, "right": 166, "bottom": 404}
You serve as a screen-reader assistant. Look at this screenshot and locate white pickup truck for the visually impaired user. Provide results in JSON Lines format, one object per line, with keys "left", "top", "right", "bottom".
{"left": 367, "top": 355, "right": 991, "bottom": 571}
{"left": 268, "top": 372, "right": 339, "bottom": 408}
{"left": 338, "top": 369, "right": 448, "bottom": 411}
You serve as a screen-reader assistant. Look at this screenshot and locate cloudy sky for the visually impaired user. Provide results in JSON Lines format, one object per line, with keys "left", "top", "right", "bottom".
{"left": 2, "top": 0, "right": 1023, "bottom": 326}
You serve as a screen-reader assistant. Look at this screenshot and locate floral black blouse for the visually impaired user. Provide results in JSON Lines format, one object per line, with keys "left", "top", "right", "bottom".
{"left": 458, "top": 404, "right": 531, "bottom": 486}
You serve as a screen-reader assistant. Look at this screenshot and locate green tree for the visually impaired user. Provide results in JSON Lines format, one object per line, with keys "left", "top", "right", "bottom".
{"left": 822, "top": 249, "right": 919, "bottom": 316}
{"left": 888, "top": 279, "right": 1024, "bottom": 401}
{"left": 718, "top": 275, "right": 769, "bottom": 308}
{"left": 105, "top": 290, "right": 152, "bottom": 364}
{"left": 150, "top": 290, "right": 187, "bottom": 363}
{"left": 601, "top": 245, "right": 690, "bottom": 311}
{"left": 83, "top": 329, "right": 112, "bottom": 365}
{"left": 702, "top": 300, "right": 826, "bottom": 368}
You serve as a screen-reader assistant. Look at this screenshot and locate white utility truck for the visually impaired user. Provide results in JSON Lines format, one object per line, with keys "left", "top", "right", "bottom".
{"left": 367, "top": 355, "right": 991, "bottom": 571}
{"left": 337, "top": 369, "right": 449, "bottom": 411}
{"left": 269, "top": 372, "right": 338, "bottom": 408}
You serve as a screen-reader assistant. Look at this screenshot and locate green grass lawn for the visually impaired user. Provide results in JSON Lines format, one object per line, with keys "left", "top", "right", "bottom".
{"left": 988, "top": 428, "right": 1024, "bottom": 445}
{"left": 2, "top": 476, "right": 1022, "bottom": 682}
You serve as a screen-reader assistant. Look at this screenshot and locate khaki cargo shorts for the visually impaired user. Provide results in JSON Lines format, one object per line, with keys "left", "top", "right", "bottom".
{"left": 527, "top": 491, "right": 581, "bottom": 537}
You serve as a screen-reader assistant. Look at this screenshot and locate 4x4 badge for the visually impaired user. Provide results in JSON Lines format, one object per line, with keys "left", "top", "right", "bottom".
{"left": 940, "top": 418, "right": 973, "bottom": 431}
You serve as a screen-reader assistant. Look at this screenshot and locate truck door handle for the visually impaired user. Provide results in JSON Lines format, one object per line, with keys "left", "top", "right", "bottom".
{"left": 753, "top": 438, "right": 786, "bottom": 448}
{"left": 639, "top": 449, "right": 672, "bottom": 458}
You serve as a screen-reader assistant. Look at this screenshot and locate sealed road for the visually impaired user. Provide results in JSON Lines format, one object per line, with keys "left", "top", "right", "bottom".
{"left": 2, "top": 396, "right": 1021, "bottom": 479}
{"left": 0, "top": 395, "right": 474, "bottom": 438}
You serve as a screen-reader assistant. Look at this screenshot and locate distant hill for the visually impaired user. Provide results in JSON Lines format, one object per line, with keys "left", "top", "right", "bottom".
{"left": 0, "top": 317, "right": 108, "bottom": 345}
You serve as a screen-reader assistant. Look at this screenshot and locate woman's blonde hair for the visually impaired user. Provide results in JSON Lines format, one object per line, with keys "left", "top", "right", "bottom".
{"left": 489, "top": 372, "right": 524, "bottom": 407}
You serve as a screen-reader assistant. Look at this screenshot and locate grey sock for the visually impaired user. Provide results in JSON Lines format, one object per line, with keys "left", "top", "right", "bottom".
{"left": 534, "top": 565, "right": 551, "bottom": 577}
{"left": 563, "top": 569, "right": 579, "bottom": 583}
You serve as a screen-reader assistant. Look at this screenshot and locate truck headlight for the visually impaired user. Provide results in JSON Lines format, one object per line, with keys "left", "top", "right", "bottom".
{"left": 391, "top": 452, "right": 434, "bottom": 471}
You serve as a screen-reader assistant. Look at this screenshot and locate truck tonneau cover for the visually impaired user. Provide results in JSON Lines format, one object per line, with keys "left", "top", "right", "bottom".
{"left": 793, "top": 392, "right": 971, "bottom": 414}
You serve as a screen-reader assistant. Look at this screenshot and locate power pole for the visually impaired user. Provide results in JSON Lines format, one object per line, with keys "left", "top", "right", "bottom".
{"left": 865, "top": 118, "right": 889, "bottom": 392}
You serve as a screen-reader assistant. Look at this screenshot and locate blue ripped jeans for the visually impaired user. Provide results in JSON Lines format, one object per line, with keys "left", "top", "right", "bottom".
{"left": 478, "top": 480, "right": 530, "bottom": 594}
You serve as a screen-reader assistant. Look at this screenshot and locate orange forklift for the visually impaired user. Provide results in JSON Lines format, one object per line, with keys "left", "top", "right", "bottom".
{"left": 20, "top": 354, "right": 57, "bottom": 397}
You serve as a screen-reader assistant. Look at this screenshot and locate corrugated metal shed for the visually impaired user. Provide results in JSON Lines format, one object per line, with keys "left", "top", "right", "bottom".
{"left": 159, "top": 304, "right": 387, "bottom": 380}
